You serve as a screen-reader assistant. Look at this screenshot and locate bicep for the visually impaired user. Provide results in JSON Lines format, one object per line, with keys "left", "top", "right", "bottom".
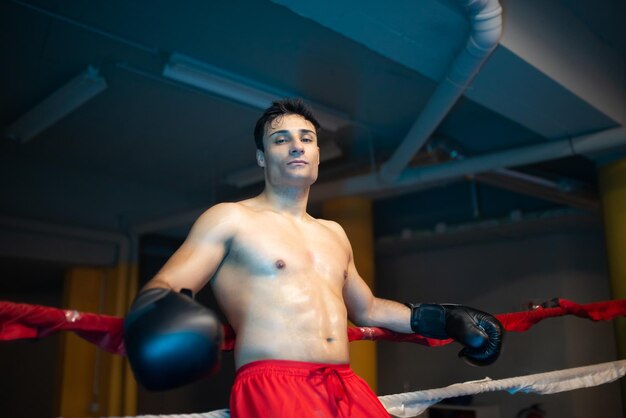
{"left": 342, "top": 257, "right": 375, "bottom": 325}
{"left": 324, "top": 220, "right": 374, "bottom": 324}
{"left": 144, "top": 204, "right": 235, "bottom": 294}
{"left": 343, "top": 261, "right": 412, "bottom": 331}
{"left": 148, "top": 237, "right": 227, "bottom": 294}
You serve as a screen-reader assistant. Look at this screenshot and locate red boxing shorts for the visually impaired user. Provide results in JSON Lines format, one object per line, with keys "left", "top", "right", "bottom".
{"left": 230, "top": 359, "right": 390, "bottom": 418}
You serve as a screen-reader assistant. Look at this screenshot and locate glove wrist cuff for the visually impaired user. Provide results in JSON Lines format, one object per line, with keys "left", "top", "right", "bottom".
{"left": 129, "top": 288, "right": 170, "bottom": 314}
{"left": 407, "top": 303, "right": 448, "bottom": 339}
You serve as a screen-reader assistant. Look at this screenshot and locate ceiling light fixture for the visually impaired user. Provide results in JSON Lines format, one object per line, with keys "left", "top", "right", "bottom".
{"left": 6, "top": 66, "right": 107, "bottom": 143}
{"left": 162, "top": 53, "right": 348, "bottom": 132}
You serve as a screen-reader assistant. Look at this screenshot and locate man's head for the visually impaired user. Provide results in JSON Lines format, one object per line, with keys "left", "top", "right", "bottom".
{"left": 253, "top": 98, "right": 320, "bottom": 152}
{"left": 254, "top": 99, "right": 321, "bottom": 188}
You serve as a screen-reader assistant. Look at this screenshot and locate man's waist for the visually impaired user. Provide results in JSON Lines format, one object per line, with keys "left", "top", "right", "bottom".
{"left": 235, "top": 359, "right": 352, "bottom": 377}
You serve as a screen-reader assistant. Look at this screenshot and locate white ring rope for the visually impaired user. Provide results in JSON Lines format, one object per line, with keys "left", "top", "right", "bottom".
{"left": 378, "top": 360, "right": 626, "bottom": 417}
{"left": 107, "top": 410, "right": 231, "bottom": 418}
{"left": 106, "top": 360, "right": 626, "bottom": 418}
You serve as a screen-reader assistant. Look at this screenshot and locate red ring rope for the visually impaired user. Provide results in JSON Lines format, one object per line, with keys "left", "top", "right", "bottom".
{"left": 1, "top": 298, "right": 625, "bottom": 355}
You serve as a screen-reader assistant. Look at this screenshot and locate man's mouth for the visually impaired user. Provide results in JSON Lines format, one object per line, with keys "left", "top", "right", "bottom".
{"left": 287, "top": 160, "right": 308, "bottom": 165}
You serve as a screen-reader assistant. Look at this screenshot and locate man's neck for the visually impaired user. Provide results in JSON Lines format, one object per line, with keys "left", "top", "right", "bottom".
{"left": 259, "top": 184, "right": 310, "bottom": 219}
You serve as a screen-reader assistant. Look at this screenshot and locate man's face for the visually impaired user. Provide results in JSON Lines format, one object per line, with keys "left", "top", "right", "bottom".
{"left": 257, "top": 114, "right": 320, "bottom": 188}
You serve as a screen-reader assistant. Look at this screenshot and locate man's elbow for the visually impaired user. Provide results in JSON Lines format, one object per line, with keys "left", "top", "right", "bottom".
{"left": 348, "top": 305, "right": 375, "bottom": 327}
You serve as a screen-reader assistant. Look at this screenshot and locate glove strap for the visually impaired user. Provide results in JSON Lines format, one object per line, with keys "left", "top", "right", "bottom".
{"left": 126, "top": 288, "right": 194, "bottom": 330}
{"left": 406, "top": 303, "right": 448, "bottom": 339}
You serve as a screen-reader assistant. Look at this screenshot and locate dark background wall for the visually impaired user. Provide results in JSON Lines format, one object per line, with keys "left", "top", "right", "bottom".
{"left": 0, "top": 259, "right": 65, "bottom": 418}
{"left": 376, "top": 229, "right": 621, "bottom": 417}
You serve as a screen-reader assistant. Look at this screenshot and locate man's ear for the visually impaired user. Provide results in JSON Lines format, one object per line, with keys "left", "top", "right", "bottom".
{"left": 256, "top": 149, "right": 265, "bottom": 167}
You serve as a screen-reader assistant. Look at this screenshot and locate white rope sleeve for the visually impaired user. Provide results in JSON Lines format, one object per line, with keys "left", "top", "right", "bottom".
{"left": 103, "top": 360, "right": 626, "bottom": 418}
{"left": 105, "top": 409, "right": 230, "bottom": 418}
{"left": 378, "top": 360, "right": 626, "bottom": 417}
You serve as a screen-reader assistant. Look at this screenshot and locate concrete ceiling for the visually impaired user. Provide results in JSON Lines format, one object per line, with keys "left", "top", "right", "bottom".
{"left": 0, "top": 0, "right": 624, "bottom": 263}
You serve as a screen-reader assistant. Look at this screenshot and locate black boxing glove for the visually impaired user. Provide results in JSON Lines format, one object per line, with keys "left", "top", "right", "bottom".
{"left": 124, "top": 288, "right": 223, "bottom": 391}
{"left": 407, "top": 303, "right": 503, "bottom": 366}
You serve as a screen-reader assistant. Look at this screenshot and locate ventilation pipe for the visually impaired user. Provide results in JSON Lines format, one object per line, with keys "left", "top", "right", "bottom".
{"left": 312, "top": 0, "right": 626, "bottom": 202}
{"left": 397, "top": 126, "right": 626, "bottom": 186}
{"left": 311, "top": 126, "right": 626, "bottom": 202}
{"left": 379, "top": 0, "right": 503, "bottom": 184}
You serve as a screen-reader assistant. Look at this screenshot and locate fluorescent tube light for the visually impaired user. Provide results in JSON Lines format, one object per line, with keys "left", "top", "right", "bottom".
{"left": 162, "top": 53, "right": 348, "bottom": 132}
{"left": 6, "top": 66, "right": 107, "bottom": 143}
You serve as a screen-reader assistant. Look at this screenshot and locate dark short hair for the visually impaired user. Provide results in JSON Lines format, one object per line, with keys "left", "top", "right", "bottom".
{"left": 253, "top": 98, "right": 320, "bottom": 151}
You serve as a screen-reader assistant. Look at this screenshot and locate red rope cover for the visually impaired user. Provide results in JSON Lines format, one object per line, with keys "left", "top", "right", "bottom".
{"left": 1, "top": 298, "right": 625, "bottom": 355}
{"left": 0, "top": 300, "right": 125, "bottom": 353}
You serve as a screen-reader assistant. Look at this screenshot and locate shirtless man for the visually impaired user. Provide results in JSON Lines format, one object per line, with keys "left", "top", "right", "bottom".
{"left": 124, "top": 99, "right": 503, "bottom": 418}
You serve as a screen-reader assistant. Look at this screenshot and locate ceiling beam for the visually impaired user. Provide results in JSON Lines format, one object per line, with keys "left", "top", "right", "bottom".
{"left": 310, "top": 127, "right": 626, "bottom": 202}
{"left": 273, "top": 0, "right": 624, "bottom": 138}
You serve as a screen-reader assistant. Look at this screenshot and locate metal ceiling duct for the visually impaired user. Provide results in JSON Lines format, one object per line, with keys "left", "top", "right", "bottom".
{"left": 311, "top": 127, "right": 626, "bottom": 202}
{"left": 379, "top": 0, "right": 504, "bottom": 183}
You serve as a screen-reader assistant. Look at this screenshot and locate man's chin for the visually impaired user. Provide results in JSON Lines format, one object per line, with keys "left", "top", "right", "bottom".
{"left": 275, "top": 175, "right": 317, "bottom": 188}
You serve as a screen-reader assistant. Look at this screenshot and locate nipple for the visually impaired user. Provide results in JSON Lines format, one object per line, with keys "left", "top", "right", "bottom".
{"left": 275, "top": 259, "right": 286, "bottom": 269}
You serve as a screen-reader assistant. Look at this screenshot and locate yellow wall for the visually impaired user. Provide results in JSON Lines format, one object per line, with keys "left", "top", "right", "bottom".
{"left": 58, "top": 264, "right": 137, "bottom": 417}
{"left": 598, "top": 158, "right": 626, "bottom": 413}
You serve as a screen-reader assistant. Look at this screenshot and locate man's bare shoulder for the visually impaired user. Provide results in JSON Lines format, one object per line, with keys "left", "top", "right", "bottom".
{"left": 315, "top": 217, "right": 342, "bottom": 230}
{"left": 314, "top": 217, "right": 350, "bottom": 245}
{"left": 197, "top": 201, "right": 247, "bottom": 221}
{"left": 190, "top": 202, "right": 251, "bottom": 237}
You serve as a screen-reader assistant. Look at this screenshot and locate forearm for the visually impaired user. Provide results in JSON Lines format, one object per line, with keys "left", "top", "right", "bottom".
{"left": 141, "top": 270, "right": 214, "bottom": 296}
{"left": 353, "top": 297, "right": 413, "bottom": 333}
{"left": 141, "top": 276, "right": 176, "bottom": 293}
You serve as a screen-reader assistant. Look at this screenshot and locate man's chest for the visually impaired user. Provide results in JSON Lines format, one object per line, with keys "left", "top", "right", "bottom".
{"left": 226, "top": 220, "right": 348, "bottom": 283}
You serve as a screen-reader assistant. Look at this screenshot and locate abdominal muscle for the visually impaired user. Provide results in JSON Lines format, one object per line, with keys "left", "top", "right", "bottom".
{"left": 211, "top": 267, "right": 351, "bottom": 369}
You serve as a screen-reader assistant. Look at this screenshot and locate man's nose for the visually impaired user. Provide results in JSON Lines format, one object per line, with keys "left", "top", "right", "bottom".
{"left": 290, "top": 140, "right": 304, "bottom": 155}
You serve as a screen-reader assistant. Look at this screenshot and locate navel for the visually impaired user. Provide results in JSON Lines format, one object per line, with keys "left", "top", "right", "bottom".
{"left": 343, "top": 270, "right": 348, "bottom": 279}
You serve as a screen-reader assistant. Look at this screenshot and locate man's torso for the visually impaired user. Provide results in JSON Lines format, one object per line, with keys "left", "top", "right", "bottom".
{"left": 209, "top": 200, "right": 351, "bottom": 368}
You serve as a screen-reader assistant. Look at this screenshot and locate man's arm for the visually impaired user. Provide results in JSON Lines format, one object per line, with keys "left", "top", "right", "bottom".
{"left": 342, "top": 251, "right": 412, "bottom": 333}
{"left": 327, "top": 221, "right": 411, "bottom": 333}
{"left": 336, "top": 223, "right": 503, "bottom": 366}
{"left": 124, "top": 203, "right": 240, "bottom": 390}
{"left": 142, "top": 202, "right": 238, "bottom": 294}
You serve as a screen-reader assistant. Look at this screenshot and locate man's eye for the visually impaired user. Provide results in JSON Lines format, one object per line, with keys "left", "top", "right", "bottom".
{"left": 275, "top": 138, "right": 287, "bottom": 144}
{"left": 302, "top": 137, "right": 313, "bottom": 143}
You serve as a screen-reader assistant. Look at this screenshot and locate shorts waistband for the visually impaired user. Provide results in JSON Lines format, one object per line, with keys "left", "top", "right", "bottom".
{"left": 236, "top": 359, "right": 352, "bottom": 378}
